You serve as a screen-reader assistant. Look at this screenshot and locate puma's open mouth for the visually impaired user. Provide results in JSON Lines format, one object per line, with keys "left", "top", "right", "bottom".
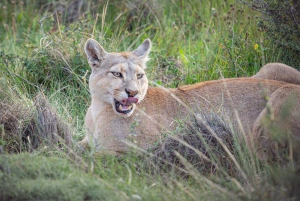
{"left": 114, "top": 98, "right": 138, "bottom": 114}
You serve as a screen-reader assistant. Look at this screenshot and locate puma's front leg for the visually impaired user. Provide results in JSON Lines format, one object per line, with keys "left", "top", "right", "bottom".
{"left": 79, "top": 106, "right": 94, "bottom": 149}
{"left": 92, "top": 113, "right": 132, "bottom": 155}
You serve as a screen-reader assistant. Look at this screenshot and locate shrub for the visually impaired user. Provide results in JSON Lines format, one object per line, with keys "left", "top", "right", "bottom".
{"left": 0, "top": 81, "right": 72, "bottom": 153}
{"left": 144, "top": 112, "right": 235, "bottom": 177}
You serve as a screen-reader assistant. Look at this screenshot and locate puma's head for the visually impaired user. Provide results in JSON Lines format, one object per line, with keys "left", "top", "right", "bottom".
{"left": 84, "top": 38, "right": 151, "bottom": 117}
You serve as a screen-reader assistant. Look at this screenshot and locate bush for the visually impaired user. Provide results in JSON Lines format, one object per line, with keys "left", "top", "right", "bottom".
{"left": 146, "top": 112, "right": 235, "bottom": 177}
{"left": 0, "top": 81, "right": 72, "bottom": 153}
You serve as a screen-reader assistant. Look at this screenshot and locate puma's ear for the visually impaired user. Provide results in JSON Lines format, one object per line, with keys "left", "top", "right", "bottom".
{"left": 132, "top": 39, "right": 151, "bottom": 60}
{"left": 84, "top": 38, "right": 108, "bottom": 68}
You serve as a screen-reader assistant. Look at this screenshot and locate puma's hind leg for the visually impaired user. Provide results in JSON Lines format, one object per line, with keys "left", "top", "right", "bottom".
{"left": 253, "top": 85, "right": 300, "bottom": 161}
{"left": 253, "top": 63, "right": 300, "bottom": 85}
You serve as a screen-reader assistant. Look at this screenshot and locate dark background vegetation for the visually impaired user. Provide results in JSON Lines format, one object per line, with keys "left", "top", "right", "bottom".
{"left": 242, "top": 0, "right": 300, "bottom": 68}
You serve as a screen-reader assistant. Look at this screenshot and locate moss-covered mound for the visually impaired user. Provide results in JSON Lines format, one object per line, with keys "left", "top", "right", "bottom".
{"left": 0, "top": 153, "right": 119, "bottom": 201}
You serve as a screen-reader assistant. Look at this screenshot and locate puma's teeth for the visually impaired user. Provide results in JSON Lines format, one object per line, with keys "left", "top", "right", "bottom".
{"left": 119, "top": 104, "right": 132, "bottom": 111}
{"left": 125, "top": 105, "right": 132, "bottom": 110}
{"left": 114, "top": 99, "right": 134, "bottom": 114}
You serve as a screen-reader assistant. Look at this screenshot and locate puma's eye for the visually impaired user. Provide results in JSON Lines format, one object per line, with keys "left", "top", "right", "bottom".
{"left": 137, "top": 73, "right": 144, "bottom": 79}
{"left": 111, "top": 72, "right": 122, "bottom": 78}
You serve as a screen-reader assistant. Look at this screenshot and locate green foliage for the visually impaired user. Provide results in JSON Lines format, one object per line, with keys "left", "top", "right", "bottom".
{"left": 0, "top": 0, "right": 281, "bottom": 89}
{"left": 22, "top": 39, "right": 88, "bottom": 92}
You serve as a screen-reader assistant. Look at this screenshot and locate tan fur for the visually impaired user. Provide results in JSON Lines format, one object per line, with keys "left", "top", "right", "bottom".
{"left": 253, "top": 85, "right": 300, "bottom": 161}
{"left": 253, "top": 62, "right": 300, "bottom": 85}
{"left": 81, "top": 38, "right": 300, "bottom": 160}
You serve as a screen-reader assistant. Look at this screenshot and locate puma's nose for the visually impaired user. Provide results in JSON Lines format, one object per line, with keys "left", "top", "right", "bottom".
{"left": 125, "top": 89, "right": 138, "bottom": 97}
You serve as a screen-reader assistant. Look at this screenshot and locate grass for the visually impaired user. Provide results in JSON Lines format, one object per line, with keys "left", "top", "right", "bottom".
{"left": 0, "top": 0, "right": 299, "bottom": 200}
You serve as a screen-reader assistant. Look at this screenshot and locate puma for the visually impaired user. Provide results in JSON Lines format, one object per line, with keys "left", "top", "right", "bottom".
{"left": 80, "top": 38, "right": 300, "bottom": 160}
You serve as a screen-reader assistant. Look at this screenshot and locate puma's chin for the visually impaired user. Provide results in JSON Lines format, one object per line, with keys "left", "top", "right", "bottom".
{"left": 113, "top": 99, "right": 135, "bottom": 116}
